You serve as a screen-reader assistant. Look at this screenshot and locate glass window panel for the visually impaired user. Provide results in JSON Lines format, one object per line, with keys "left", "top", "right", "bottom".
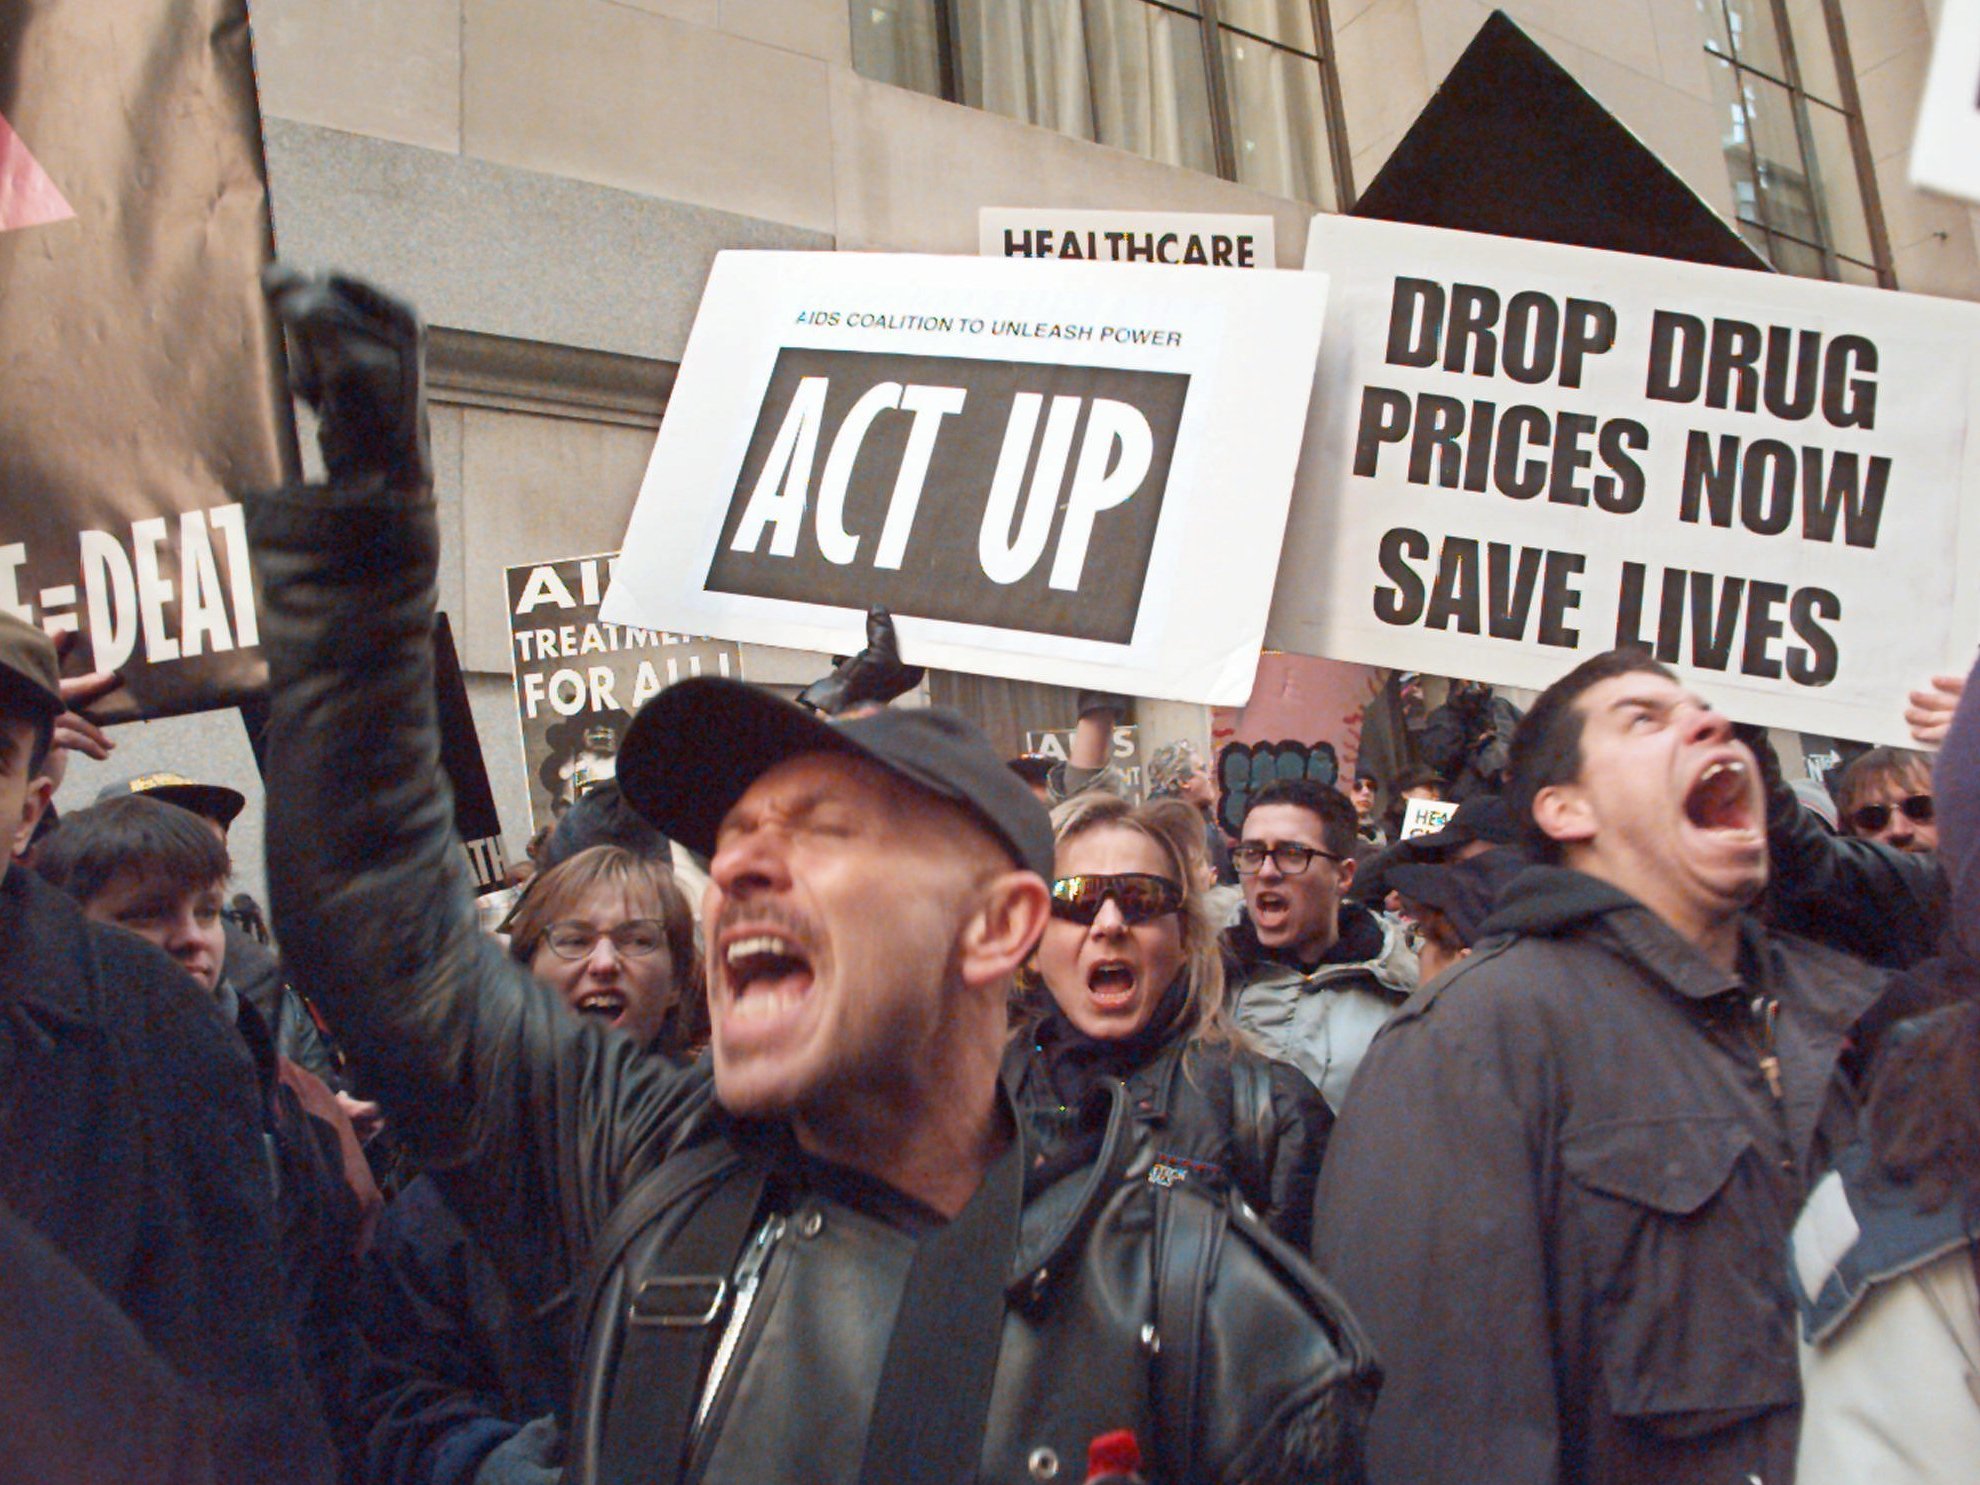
{"left": 1738, "top": 221, "right": 1775, "bottom": 262}
{"left": 1767, "top": 232, "right": 1829, "bottom": 277}
{"left": 1780, "top": 0, "right": 1842, "bottom": 103}
{"left": 1222, "top": 31, "right": 1334, "bottom": 206}
{"left": 1724, "top": 0, "right": 1787, "bottom": 79}
{"left": 849, "top": 0, "right": 945, "bottom": 97}
{"left": 1217, "top": 0, "right": 1316, "bottom": 53}
{"left": 957, "top": 0, "right": 1098, "bottom": 142}
{"left": 1741, "top": 70, "right": 1822, "bottom": 242}
{"left": 1699, "top": 0, "right": 1735, "bottom": 60}
{"left": 957, "top": 0, "right": 1222, "bottom": 167}
{"left": 1801, "top": 101, "right": 1871, "bottom": 263}
{"left": 1836, "top": 257, "right": 1880, "bottom": 287}
{"left": 1085, "top": 0, "right": 1220, "bottom": 174}
{"left": 1705, "top": 55, "right": 1762, "bottom": 209}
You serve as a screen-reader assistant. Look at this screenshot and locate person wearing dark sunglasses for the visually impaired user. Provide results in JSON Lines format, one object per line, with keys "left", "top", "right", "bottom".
{"left": 1003, "top": 792, "right": 1332, "bottom": 1249}
{"left": 1834, "top": 747, "right": 1939, "bottom": 855}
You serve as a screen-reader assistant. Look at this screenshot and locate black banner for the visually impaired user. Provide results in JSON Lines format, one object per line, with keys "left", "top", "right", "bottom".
{"left": 705, "top": 348, "right": 1189, "bottom": 644}
{"left": 0, "top": 2, "right": 292, "bottom": 720}
{"left": 433, "top": 614, "right": 508, "bottom": 895}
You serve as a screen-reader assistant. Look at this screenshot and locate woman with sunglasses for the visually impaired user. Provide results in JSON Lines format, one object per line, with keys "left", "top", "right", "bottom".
{"left": 351, "top": 845, "right": 704, "bottom": 1485}
{"left": 1004, "top": 792, "right": 1331, "bottom": 1248}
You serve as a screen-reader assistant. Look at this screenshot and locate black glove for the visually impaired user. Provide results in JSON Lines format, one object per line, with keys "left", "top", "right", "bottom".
{"left": 1730, "top": 719, "right": 1792, "bottom": 831}
{"left": 263, "top": 264, "right": 430, "bottom": 495}
{"left": 796, "top": 606, "right": 925, "bottom": 716}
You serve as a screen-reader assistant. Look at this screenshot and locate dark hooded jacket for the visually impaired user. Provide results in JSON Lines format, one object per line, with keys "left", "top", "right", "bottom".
{"left": 247, "top": 473, "right": 1379, "bottom": 1483}
{"left": 1004, "top": 977, "right": 1332, "bottom": 1248}
{"left": 0, "top": 864, "right": 336, "bottom": 1485}
{"left": 1313, "top": 866, "right": 1883, "bottom": 1485}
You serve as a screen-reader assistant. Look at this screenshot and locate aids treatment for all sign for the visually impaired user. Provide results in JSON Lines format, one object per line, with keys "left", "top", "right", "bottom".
{"left": 1270, "top": 215, "right": 1980, "bottom": 745}
{"left": 601, "top": 250, "right": 1330, "bottom": 706}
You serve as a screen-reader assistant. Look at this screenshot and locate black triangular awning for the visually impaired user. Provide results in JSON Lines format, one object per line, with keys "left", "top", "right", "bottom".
{"left": 1353, "top": 10, "right": 1769, "bottom": 272}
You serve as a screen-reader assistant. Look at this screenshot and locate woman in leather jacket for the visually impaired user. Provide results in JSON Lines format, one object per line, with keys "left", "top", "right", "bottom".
{"left": 1005, "top": 792, "right": 1332, "bottom": 1249}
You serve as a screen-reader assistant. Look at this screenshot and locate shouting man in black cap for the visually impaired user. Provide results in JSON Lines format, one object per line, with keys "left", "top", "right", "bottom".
{"left": 251, "top": 270, "right": 1374, "bottom": 1484}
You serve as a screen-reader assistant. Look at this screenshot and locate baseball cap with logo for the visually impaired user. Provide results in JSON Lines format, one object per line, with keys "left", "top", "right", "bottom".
{"left": 616, "top": 676, "right": 1055, "bottom": 880}
{"left": 97, "top": 771, "right": 247, "bottom": 829}
{"left": 0, "top": 611, "right": 63, "bottom": 737}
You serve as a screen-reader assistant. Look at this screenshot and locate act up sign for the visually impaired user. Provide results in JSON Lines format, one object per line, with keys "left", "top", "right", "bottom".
{"left": 1269, "top": 215, "right": 1980, "bottom": 745}
{"left": 601, "top": 251, "right": 1330, "bottom": 705}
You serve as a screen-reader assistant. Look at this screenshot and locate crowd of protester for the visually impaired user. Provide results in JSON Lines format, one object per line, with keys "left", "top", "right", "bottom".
{"left": 5, "top": 268, "right": 1978, "bottom": 1485}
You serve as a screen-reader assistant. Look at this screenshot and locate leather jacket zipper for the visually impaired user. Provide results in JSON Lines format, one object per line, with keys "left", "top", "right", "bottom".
{"left": 686, "top": 1214, "right": 786, "bottom": 1462}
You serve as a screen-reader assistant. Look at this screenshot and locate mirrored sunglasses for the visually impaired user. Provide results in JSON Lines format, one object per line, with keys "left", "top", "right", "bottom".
{"left": 1049, "top": 873, "right": 1185, "bottom": 926}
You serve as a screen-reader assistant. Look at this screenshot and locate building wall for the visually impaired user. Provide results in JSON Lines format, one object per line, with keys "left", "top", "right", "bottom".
{"left": 61, "top": 0, "right": 1969, "bottom": 888}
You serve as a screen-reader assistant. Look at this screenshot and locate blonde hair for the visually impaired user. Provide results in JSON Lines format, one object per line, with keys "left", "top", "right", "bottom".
{"left": 1045, "top": 791, "right": 1240, "bottom": 1048}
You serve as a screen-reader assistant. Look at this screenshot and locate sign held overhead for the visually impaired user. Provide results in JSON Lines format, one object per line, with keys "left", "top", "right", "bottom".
{"left": 1272, "top": 215, "right": 1980, "bottom": 745}
{"left": 1912, "top": 0, "right": 1980, "bottom": 206}
{"left": 604, "top": 251, "right": 1330, "bottom": 705}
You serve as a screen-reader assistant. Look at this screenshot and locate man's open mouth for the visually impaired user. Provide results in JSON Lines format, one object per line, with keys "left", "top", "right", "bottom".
{"left": 724, "top": 933, "right": 814, "bottom": 999}
{"left": 1684, "top": 758, "right": 1758, "bottom": 835}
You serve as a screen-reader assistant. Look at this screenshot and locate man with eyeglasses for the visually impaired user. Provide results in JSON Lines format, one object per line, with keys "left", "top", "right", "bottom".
{"left": 1221, "top": 778, "right": 1417, "bottom": 1113}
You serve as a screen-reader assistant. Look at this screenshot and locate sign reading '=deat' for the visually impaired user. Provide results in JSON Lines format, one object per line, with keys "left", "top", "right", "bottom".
{"left": 705, "top": 348, "right": 1188, "bottom": 645}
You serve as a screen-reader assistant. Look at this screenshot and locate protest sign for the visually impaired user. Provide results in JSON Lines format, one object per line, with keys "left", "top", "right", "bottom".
{"left": 1023, "top": 724, "right": 1143, "bottom": 798}
{"left": 980, "top": 208, "right": 1275, "bottom": 269}
{"left": 1400, "top": 798, "right": 1459, "bottom": 840}
{"left": 0, "top": 1, "right": 292, "bottom": 720}
{"left": 600, "top": 250, "right": 1330, "bottom": 705}
{"left": 1208, "top": 652, "right": 1386, "bottom": 837}
{"left": 433, "top": 614, "right": 509, "bottom": 895}
{"left": 508, "top": 553, "right": 741, "bottom": 837}
{"left": 1270, "top": 215, "right": 1980, "bottom": 745}
{"left": 1912, "top": 0, "right": 1980, "bottom": 205}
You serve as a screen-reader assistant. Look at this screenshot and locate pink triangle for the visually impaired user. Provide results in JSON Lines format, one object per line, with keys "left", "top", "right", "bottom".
{"left": 0, "top": 109, "right": 74, "bottom": 233}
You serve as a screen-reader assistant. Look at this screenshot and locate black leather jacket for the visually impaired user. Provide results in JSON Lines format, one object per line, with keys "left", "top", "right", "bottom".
{"left": 249, "top": 483, "right": 1378, "bottom": 1483}
{"left": 1004, "top": 1009, "right": 1332, "bottom": 1249}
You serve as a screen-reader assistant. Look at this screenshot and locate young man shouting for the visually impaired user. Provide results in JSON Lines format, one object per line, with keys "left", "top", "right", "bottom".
{"left": 1314, "top": 649, "right": 1883, "bottom": 1485}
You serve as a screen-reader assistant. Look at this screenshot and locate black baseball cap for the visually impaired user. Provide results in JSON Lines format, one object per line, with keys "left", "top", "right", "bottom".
{"left": 543, "top": 782, "right": 671, "bottom": 870}
{"left": 1388, "top": 850, "right": 1528, "bottom": 946}
{"left": 616, "top": 677, "right": 1055, "bottom": 880}
{"left": 1404, "top": 794, "right": 1520, "bottom": 859}
{"left": 97, "top": 772, "right": 247, "bottom": 828}
{"left": 0, "top": 611, "right": 63, "bottom": 728}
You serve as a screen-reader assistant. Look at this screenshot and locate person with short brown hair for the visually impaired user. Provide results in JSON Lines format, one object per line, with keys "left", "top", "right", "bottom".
{"left": 1833, "top": 746, "right": 1937, "bottom": 854}
{"left": 0, "top": 611, "right": 336, "bottom": 1485}
{"left": 505, "top": 843, "right": 704, "bottom": 1055}
{"left": 1317, "top": 647, "right": 1884, "bottom": 1485}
